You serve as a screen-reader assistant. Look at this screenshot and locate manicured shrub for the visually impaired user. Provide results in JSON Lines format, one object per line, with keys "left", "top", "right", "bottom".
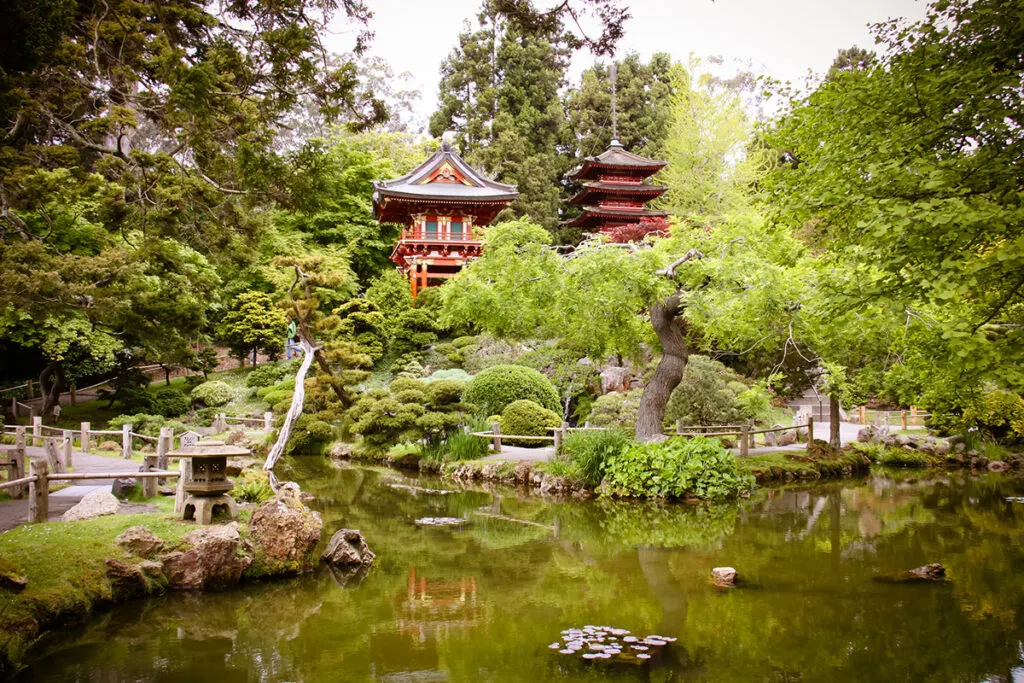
{"left": 149, "top": 386, "right": 190, "bottom": 418}
{"left": 424, "top": 368, "right": 471, "bottom": 384}
{"left": 245, "top": 361, "right": 295, "bottom": 388}
{"left": 426, "top": 380, "right": 465, "bottom": 408}
{"left": 190, "top": 381, "right": 234, "bottom": 407}
{"left": 501, "top": 400, "right": 561, "bottom": 447}
{"left": 286, "top": 414, "right": 334, "bottom": 455}
{"left": 585, "top": 389, "right": 643, "bottom": 430}
{"left": 559, "top": 429, "right": 633, "bottom": 488}
{"left": 602, "top": 436, "right": 754, "bottom": 500}
{"left": 389, "top": 377, "right": 426, "bottom": 394}
{"left": 464, "top": 364, "right": 560, "bottom": 416}
{"left": 664, "top": 355, "right": 768, "bottom": 427}
{"left": 107, "top": 413, "right": 187, "bottom": 437}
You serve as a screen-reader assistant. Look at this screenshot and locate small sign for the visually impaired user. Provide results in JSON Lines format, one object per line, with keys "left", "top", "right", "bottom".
{"left": 180, "top": 431, "right": 202, "bottom": 449}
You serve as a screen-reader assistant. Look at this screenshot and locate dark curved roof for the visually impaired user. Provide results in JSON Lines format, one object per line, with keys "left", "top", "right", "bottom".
{"left": 567, "top": 140, "right": 668, "bottom": 181}
{"left": 373, "top": 142, "right": 518, "bottom": 215}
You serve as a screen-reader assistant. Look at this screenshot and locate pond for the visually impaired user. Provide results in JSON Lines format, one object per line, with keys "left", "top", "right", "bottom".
{"left": 16, "top": 460, "right": 1024, "bottom": 682}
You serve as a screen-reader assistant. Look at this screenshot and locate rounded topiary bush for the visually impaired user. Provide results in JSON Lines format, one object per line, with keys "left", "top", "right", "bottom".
{"left": 501, "top": 399, "right": 562, "bottom": 447}
{"left": 463, "top": 364, "right": 560, "bottom": 416}
{"left": 190, "top": 380, "right": 234, "bottom": 407}
{"left": 150, "top": 386, "right": 190, "bottom": 417}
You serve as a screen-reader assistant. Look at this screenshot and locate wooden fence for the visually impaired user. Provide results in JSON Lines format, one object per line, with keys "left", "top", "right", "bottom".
{"left": 674, "top": 419, "right": 815, "bottom": 456}
{"left": 851, "top": 407, "right": 931, "bottom": 429}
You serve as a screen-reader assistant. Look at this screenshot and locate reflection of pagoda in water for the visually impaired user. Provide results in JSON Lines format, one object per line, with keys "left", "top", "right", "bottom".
{"left": 395, "top": 567, "right": 485, "bottom": 644}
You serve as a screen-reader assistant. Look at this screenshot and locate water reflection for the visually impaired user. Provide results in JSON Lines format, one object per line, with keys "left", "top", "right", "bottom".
{"left": 17, "top": 463, "right": 1024, "bottom": 683}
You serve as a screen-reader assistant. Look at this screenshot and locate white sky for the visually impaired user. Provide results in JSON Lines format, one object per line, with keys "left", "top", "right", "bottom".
{"left": 325, "top": 0, "right": 929, "bottom": 131}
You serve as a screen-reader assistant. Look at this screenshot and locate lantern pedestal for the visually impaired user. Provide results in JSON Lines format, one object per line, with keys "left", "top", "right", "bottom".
{"left": 182, "top": 494, "right": 237, "bottom": 525}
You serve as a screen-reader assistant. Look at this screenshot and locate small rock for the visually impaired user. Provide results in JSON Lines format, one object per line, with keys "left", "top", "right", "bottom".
{"left": 62, "top": 490, "right": 120, "bottom": 521}
{"left": 139, "top": 560, "right": 164, "bottom": 578}
{"left": 111, "top": 477, "right": 138, "bottom": 499}
{"left": 874, "top": 562, "right": 946, "bottom": 583}
{"left": 712, "top": 566, "right": 737, "bottom": 587}
{"left": 225, "top": 457, "right": 259, "bottom": 477}
{"left": 414, "top": 517, "right": 467, "bottom": 527}
{"left": 0, "top": 560, "right": 27, "bottom": 592}
{"left": 987, "top": 460, "right": 1010, "bottom": 473}
{"left": 104, "top": 558, "right": 148, "bottom": 598}
{"left": 158, "top": 485, "right": 176, "bottom": 496}
{"left": 116, "top": 526, "right": 166, "bottom": 558}
{"left": 330, "top": 442, "right": 355, "bottom": 459}
{"left": 321, "top": 529, "right": 376, "bottom": 567}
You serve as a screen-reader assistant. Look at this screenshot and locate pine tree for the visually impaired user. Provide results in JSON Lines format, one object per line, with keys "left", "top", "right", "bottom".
{"left": 429, "top": 1, "right": 570, "bottom": 230}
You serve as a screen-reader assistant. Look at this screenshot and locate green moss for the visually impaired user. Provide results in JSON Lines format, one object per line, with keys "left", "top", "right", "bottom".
{"left": 738, "top": 449, "right": 870, "bottom": 483}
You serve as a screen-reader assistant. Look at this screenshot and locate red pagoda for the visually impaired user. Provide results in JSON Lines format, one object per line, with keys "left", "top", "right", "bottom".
{"left": 566, "top": 139, "right": 668, "bottom": 234}
{"left": 373, "top": 143, "right": 517, "bottom": 296}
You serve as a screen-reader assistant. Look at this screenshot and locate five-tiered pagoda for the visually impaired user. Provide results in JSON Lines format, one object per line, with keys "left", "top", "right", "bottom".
{"left": 565, "top": 139, "right": 668, "bottom": 233}
{"left": 372, "top": 143, "right": 517, "bottom": 296}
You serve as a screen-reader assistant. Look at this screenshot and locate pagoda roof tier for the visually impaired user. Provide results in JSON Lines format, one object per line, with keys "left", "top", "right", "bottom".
{"left": 564, "top": 206, "right": 669, "bottom": 228}
{"left": 569, "top": 181, "right": 668, "bottom": 205}
{"left": 373, "top": 143, "right": 517, "bottom": 224}
{"left": 567, "top": 140, "right": 668, "bottom": 181}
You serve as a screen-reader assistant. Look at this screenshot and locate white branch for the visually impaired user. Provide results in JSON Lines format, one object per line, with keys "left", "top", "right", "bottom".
{"left": 263, "top": 337, "right": 315, "bottom": 475}
{"left": 657, "top": 249, "right": 704, "bottom": 278}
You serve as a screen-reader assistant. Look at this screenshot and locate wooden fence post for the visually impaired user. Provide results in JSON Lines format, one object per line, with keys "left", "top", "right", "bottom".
{"left": 62, "top": 430, "right": 73, "bottom": 469}
{"left": 9, "top": 397, "right": 16, "bottom": 419}
{"left": 264, "top": 411, "right": 273, "bottom": 433}
{"left": 28, "top": 459, "right": 48, "bottom": 523}
{"left": 44, "top": 438, "right": 65, "bottom": 474}
{"left": 143, "top": 455, "right": 158, "bottom": 498}
{"left": 174, "top": 457, "right": 191, "bottom": 514}
{"left": 910, "top": 406, "right": 918, "bottom": 426}
{"left": 740, "top": 425, "right": 750, "bottom": 457}
{"left": 808, "top": 416, "right": 815, "bottom": 443}
{"left": 32, "top": 415, "right": 42, "bottom": 439}
{"left": 81, "top": 422, "right": 90, "bottom": 453}
{"left": 157, "top": 427, "right": 172, "bottom": 472}
{"left": 901, "top": 410, "right": 908, "bottom": 431}
{"left": 8, "top": 427, "right": 25, "bottom": 499}
{"left": 859, "top": 406, "right": 867, "bottom": 424}
{"left": 215, "top": 413, "right": 227, "bottom": 433}
{"left": 70, "top": 385, "right": 77, "bottom": 406}
{"left": 491, "top": 422, "right": 502, "bottom": 454}
{"left": 122, "top": 423, "right": 132, "bottom": 459}
{"left": 26, "top": 379, "right": 34, "bottom": 401}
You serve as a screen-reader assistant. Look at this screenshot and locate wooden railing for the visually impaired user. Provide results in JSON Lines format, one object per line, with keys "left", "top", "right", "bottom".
{"left": 673, "top": 419, "right": 815, "bottom": 456}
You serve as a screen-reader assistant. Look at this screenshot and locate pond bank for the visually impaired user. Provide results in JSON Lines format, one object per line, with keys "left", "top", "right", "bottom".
{"left": 0, "top": 490, "right": 323, "bottom": 676}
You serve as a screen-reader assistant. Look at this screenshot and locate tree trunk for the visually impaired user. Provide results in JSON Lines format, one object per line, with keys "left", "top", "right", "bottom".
{"left": 829, "top": 395, "right": 841, "bottom": 449}
{"left": 264, "top": 336, "right": 316, "bottom": 475}
{"left": 635, "top": 294, "right": 689, "bottom": 442}
{"left": 39, "top": 362, "right": 65, "bottom": 420}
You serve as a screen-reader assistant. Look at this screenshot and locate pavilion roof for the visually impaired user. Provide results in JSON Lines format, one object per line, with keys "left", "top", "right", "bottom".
{"left": 373, "top": 143, "right": 517, "bottom": 222}
{"left": 567, "top": 140, "right": 668, "bottom": 181}
{"left": 569, "top": 181, "right": 668, "bottom": 205}
{"left": 564, "top": 206, "right": 669, "bottom": 228}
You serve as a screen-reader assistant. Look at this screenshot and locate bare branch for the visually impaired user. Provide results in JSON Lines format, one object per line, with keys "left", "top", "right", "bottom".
{"left": 657, "top": 249, "right": 704, "bottom": 278}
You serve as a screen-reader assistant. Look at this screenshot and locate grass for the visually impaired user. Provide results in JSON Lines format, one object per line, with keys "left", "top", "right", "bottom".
{"left": 0, "top": 513, "right": 195, "bottom": 674}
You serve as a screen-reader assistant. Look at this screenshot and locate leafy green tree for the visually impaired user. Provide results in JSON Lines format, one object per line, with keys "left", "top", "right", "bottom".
{"left": 442, "top": 217, "right": 804, "bottom": 441}
{"left": 221, "top": 292, "right": 290, "bottom": 365}
{"left": 764, "top": 0, "right": 1024, "bottom": 409}
{"left": 333, "top": 299, "right": 386, "bottom": 362}
{"left": 365, "top": 269, "right": 414, "bottom": 353}
{"left": 429, "top": 1, "right": 571, "bottom": 228}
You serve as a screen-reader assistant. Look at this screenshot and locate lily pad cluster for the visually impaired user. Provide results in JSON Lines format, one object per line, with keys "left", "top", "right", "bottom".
{"left": 548, "top": 625, "right": 675, "bottom": 663}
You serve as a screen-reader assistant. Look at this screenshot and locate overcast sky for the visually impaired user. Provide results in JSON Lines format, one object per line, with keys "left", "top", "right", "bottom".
{"left": 325, "top": 0, "right": 929, "bottom": 131}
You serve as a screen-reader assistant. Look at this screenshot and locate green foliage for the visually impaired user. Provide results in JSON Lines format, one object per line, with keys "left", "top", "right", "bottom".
{"left": 391, "top": 309, "right": 438, "bottom": 358}
{"left": 665, "top": 355, "right": 769, "bottom": 427}
{"left": 221, "top": 291, "right": 289, "bottom": 362}
{"left": 602, "top": 437, "right": 755, "bottom": 500}
{"left": 424, "top": 368, "right": 472, "bottom": 384}
{"left": 585, "top": 389, "right": 643, "bottom": 430}
{"left": 349, "top": 375, "right": 467, "bottom": 452}
{"left": 106, "top": 413, "right": 187, "bottom": 437}
{"left": 190, "top": 381, "right": 235, "bottom": 408}
{"left": 559, "top": 429, "right": 634, "bottom": 488}
{"left": 852, "top": 443, "right": 931, "bottom": 468}
{"left": 429, "top": 9, "right": 570, "bottom": 228}
{"left": 463, "top": 364, "right": 560, "bottom": 416}
{"left": 962, "top": 390, "right": 1024, "bottom": 443}
{"left": 332, "top": 299, "right": 386, "bottom": 361}
{"left": 425, "top": 380, "right": 466, "bottom": 409}
{"left": 444, "top": 423, "right": 490, "bottom": 461}
{"left": 245, "top": 361, "right": 296, "bottom": 389}
{"left": 286, "top": 414, "right": 334, "bottom": 455}
{"left": 148, "top": 387, "right": 191, "bottom": 418}
{"left": 500, "top": 400, "right": 561, "bottom": 447}
{"left": 231, "top": 469, "right": 274, "bottom": 504}
{"left": 365, "top": 269, "right": 413, "bottom": 352}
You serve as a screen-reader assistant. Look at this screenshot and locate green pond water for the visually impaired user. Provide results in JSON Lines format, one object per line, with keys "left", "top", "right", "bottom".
{"left": 16, "top": 459, "right": 1024, "bottom": 682}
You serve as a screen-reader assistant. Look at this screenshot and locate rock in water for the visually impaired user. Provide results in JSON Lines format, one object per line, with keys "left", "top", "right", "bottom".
{"left": 249, "top": 489, "right": 323, "bottom": 573}
{"left": 104, "top": 558, "right": 149, "bottom": 599}
{"left": 162, "top": 523, "right": 251, "bottom": 590}
{"left": 987, "top": 460, "right": 1010, "bottom": 472}
{"left": 874, "top": 563, "right": 946, "bottom": 583}
{"left": 116, "top": 526, "right": 165, "bottom": 558}
{"left": 322, "top": 529, "right": 376, "bottom": 567}
{"left": 711, "top": 566, "right": 737, "bottom": 587}
{"left": 62, "top": 490, "right": 120, "bottom": 521}
{"left": 414, "top": 517, "right": 466, "bottom": 527}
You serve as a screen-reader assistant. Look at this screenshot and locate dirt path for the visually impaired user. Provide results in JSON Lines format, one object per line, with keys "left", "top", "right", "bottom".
{"left": 0, "top": 447, "right": 149, "bottom": 532}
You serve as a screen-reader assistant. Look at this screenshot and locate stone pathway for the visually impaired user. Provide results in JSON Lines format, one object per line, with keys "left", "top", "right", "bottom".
{"left": 0, "top": 446, "right": 142, "bottom": 532}
{"left": 481, "top": 445, "right": 556, "bottom": 462}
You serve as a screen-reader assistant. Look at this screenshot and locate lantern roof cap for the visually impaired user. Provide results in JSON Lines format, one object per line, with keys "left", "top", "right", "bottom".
{"left": 167, "top": 439, "right": 251, "bottom": 458}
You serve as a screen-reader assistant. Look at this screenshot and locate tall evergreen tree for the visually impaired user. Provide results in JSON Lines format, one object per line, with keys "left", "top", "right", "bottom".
{"left": 429, "top": 1, "right": 570, "bottom": 229}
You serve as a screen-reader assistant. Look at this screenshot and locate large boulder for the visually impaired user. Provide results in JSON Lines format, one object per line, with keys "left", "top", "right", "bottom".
{"left": 62, "top": 490, "right": 120, "bottom": 522}
{"left": 104, "top": 558, "right": 149, "bottom": 599}
{"left": 599, "top": 366, "right": 631, "bottom": 395}
{"left": 111, "top": 477, "right": 137, "bottom": 499}
{"left": 162, "top": 523, "right": 251, "bottom": 590}
{"left": 116, "top": 526, "right": 165, "bottom": 558}
{"left": 321, "top": 529, "right": 375, "bottom": 567}
{"left": 249, "top": 489, "right": 323, "bottom": 573}
{"left": 857, "top": 425, "right": 880, "bottom": 443}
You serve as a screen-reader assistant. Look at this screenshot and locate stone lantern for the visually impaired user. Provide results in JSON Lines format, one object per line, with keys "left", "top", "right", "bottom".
{"left": 167, "top": 438, "right": 249, "bottom": 524}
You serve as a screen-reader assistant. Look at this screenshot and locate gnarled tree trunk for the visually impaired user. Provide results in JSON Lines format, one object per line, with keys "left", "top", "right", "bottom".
{"left": 39, "top": 362, "right": 65, "bottom": 420}
{"left": 634, "top": 294, "right": 689, "bottom": 442}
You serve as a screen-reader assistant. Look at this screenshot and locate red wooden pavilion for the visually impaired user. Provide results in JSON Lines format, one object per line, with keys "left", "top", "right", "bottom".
{"left": 566, "top": 139, "right": 669, "bottom": 233}
{"left": 373, "top": 143, "right": 518, "bottom": 296}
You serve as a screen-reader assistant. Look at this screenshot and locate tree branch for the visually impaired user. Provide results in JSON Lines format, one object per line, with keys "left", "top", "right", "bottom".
{"left": 656, "top": 249, "right": 703, "bottom": 278}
